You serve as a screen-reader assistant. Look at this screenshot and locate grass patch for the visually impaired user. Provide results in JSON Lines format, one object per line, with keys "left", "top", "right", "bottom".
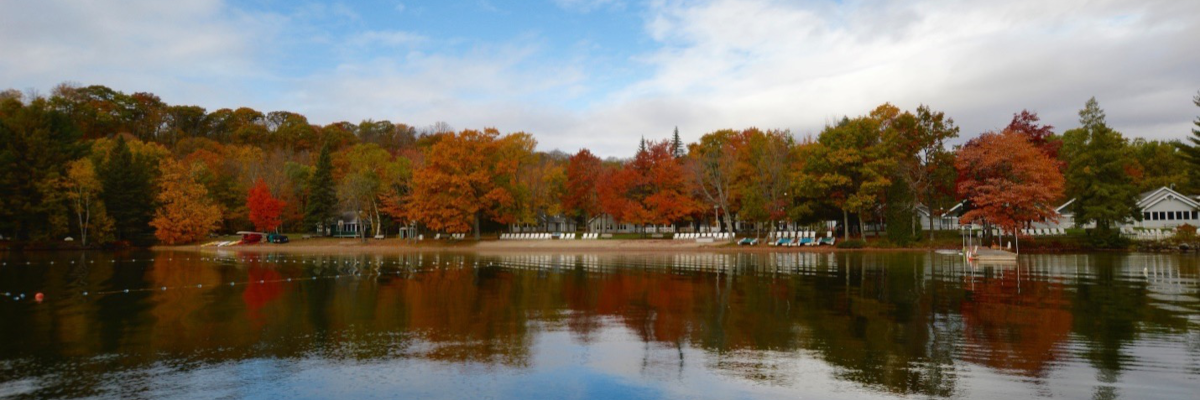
{"left": 836, "top": 239, "right": 867, "bottom": 249}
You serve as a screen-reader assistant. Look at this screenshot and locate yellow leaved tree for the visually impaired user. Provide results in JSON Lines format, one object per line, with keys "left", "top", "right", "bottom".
{"left": 151, "top": 159, "right": 222, "bottom": 245}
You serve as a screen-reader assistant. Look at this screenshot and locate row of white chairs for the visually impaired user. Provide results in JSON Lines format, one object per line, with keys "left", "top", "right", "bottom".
{"left": 768, "top": 231, "right": 826, "bottom": 239}
{"left": 434, "top": 233, "right": 466, "bottom": 240}
{"left": 1022, "top": 228, "right": 1065, "bottom": 236}
{"left": 581, "top": 233, "right": 604, "bottom": 240}
{"left": 1123, "top": 227, "right": 1176, "bottom": 240}
{"left": 673, "top": 232, "right": 732, "bottom": 240}
{"left": 501, "top": 233, "right": 556, "bottom": 240}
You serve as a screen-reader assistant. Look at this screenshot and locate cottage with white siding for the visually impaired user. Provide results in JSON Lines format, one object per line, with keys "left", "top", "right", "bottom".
{"left": 1034, "top": 186, "right": 1200, "bottom": 230}
{"left": 1133, "top": 187, "right": 1200, "bottom": 229}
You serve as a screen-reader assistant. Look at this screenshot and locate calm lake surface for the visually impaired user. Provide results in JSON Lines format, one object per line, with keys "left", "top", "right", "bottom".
{"left": 0, "top": 250, "right": 1197, "bottom": 399}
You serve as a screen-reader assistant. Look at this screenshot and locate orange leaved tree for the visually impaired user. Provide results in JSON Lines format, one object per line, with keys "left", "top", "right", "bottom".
{"left": 247, "top": 178, "right": 286, "bottom": 232}
{"left": 151, "top": 159, "right": 222, "bottom": 244}
{"left": 410, "top": 129, "right": 525, "bottom": 239}
{"left": 562, "top": 149, "right": 602, "bottom": 227}
{"left": 956, "top": 130, "right": 1064, "bottom": 235}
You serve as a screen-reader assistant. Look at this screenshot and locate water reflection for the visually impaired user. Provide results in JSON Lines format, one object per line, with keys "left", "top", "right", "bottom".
{"left": 0, "top": 251, "right": 1197, "bottom": 399}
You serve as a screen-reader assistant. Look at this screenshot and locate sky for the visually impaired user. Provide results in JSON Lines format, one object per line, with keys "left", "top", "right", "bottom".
{"left": 1, "top": 0, "right": 1197, "bottom": 157}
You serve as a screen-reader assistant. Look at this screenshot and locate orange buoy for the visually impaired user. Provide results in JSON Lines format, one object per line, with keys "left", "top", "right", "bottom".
{"left": 34, "top": 292, "right": 44, "bottom": 303}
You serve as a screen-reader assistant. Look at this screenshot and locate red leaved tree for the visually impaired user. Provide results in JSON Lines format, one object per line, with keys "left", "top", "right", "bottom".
{"left": 956, "top": 130, "right": 1064, "bottom": 234}
{"left": 247, "top": 178, "right": 286, "bottom": 232}
{"left": 597, "top": 163, "right": 634, "bottom": 232}
{"left": 1005, "top": 110, "right": 1061, "bottom": 162}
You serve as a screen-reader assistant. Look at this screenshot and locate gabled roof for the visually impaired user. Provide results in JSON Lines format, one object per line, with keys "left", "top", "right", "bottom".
{"left": 940, "top": 201, "right": 964, "bottom": 218}
{"left": 1055, "top": 198, "right": 1075, "bottom": 214}
{"left": 1054, "top": 186, "right": 1199, "bottom": 216}
{"left": 913, "top": 202, "right": 965, "bottom": 218}
{"left": 1137, "top": 186, "right": 1200, "bottom": 210}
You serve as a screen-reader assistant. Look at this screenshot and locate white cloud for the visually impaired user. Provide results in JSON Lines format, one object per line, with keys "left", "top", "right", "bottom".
{"left": 2, "top": 0, "right": 1196, "bottom": 158}
{"left": 0, "top": 0, "right": 283, "bottom": 107}
{"left": 308, "top": 0, "right": 1200, "bottom": 156}
{"left": 603, "top": 0, "right": 1200, "bottom": 150}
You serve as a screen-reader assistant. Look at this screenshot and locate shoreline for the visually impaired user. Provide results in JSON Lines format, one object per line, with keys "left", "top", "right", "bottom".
{"left": 7, "top": 237, "right": 1146, "bottom": 255}
{"left": 147, "top": 237, "right": 958, "bottom": 255}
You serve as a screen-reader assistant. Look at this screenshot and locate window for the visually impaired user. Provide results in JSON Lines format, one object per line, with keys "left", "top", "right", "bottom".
{"left": 1169, "top": 211, "right": 1176, "bottom": 220}
{"left": 1144, "top": 212, "right": 1152, "bottom": 220}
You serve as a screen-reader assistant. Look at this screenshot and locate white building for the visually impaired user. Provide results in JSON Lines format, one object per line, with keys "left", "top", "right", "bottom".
{"left": 918, "top": 204, "right": 965, "bottom": 231}
{"left": 1035, "top": 186, "right": 1200, "bottom": 230}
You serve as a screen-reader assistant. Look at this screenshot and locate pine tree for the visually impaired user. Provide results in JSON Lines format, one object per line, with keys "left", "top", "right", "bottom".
{"left": 638, "top": 136, "right": 647, "bottom": 155}
{"left": 671, "top": 126, "right": 682, "bottom": 158}
{"left": 304, "top": 143, "right": 337, "bottom": 235}
{"left": 1182, "top": 91, "right": 1200, "bottom": 192}
{"left": 100, "top": 136, "right": 156, "bottom": 242}
{"left": 1062, "top": 97, "right": 1140, "bottom": 243}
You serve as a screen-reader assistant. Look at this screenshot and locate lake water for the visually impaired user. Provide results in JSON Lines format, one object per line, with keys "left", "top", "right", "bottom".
{"left": 0, "top": 250, "right": 1197, "bottom": 399}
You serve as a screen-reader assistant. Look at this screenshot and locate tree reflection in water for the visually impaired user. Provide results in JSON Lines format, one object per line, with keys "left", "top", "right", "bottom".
{"left": 0, "top": 251, "right": 1196, "bottom": 399}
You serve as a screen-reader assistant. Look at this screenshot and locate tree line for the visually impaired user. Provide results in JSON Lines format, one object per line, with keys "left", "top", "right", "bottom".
{"left": 1, "top": 83, "right": 1197, "bottom": 246}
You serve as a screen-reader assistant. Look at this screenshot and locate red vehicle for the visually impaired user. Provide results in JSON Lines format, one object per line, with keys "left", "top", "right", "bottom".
{"left": 237, "top": 231, "right": 264, "bottom": 245}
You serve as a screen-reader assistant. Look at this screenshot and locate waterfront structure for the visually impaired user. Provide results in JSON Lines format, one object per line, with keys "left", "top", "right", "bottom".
{"left": 1034, "top": 186, "right": 1200, "bottom": 230}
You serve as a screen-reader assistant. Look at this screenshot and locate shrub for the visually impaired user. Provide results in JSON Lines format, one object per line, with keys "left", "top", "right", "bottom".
{"left": 1175, "top": 224, "right": 1197, "bottom": 241}
{"left": 1086, "top": 228, "right": 1129, "bottom": 249}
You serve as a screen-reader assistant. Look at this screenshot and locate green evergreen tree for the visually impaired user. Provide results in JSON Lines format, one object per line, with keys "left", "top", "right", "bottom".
{"left": 884, "top": 178, "right": 918, "bottom": 245}
{"left": 0, "top": 97, "right": 85, "bottom": 240}
{"left": 671, "top": 126, "right": 682, "bottom": 157}
{"left": 1181, "top": 91, "right": 1200, "bottom": 192}
{"left": 638, "top": 136, "right": 647, "bottom": 154}
{"left": 1062, "top": 97, "right": 1140, "bottom": 245}
{"left": 304, "top": 143, "right": 337, "bottom": 234}
{"left": 100, "top": 136, "right": 157, "bottom": 242}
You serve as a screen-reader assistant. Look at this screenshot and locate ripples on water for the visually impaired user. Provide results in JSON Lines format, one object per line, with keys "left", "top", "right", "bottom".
{"left": 0, "top": 251, "right": 1197, "bottom": 399}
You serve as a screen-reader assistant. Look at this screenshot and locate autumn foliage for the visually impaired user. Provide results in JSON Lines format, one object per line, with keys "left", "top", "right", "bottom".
{"left": 247, "top": 178, "right": 286, "bottom": 232}
{"left": 410, "top": 129, "right": 527, "bottom": 236}
{"left": 596, "top": 141, "right": 697, "bottom": 230}
{"left": 956, "top": 130, "right": 1064, "bottom": 233}
{"left": 562, "top": 149, "right": 602, "bottom": 221}
{"left": 150, "top": 159, "right": 222, "bottom": 244}
{"left": 5, "top": 82, "right": 1193, "bottom": 245}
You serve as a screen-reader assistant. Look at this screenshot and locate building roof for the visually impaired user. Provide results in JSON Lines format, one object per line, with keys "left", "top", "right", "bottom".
{"left": 1055, "top": 198, "right": 1075, "bottom": 214}
{"left": 1054, "top": 186, "right": 1197, "bottom": 216}
{"left": 1137, "top": 186, "right": 1200, "bottom": 210}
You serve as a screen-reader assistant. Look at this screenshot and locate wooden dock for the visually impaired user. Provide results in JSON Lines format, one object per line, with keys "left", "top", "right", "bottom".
{"left": 971, "top": 248, "right": 1018, "bottom": 263}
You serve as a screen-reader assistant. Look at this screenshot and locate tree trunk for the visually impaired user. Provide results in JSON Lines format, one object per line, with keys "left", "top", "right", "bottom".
{"left": 372, "top": 199, "right": 382, "bottom": 239}
{"left": 928, "top": 211, "right": 936, "bottom": 241}
{"left": 911, "top": 203, "right": 918, "bottom": 238}
{"left": 80, "top": 200, "right": 89, "bottom": 247}
{"left": 360, "top": 209, "right": 368, "bottom": 243}
{"left": 474, "top": 211, "right": 481, "bottom": 240}
{"left": 723, "top": 207, "right": 735, "bottom": 235}
{"left": 859, "top": 213, "right": 867, "bottom": 240}
{"left": 843, "top": 210, "right": 850, "bottom": 241}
